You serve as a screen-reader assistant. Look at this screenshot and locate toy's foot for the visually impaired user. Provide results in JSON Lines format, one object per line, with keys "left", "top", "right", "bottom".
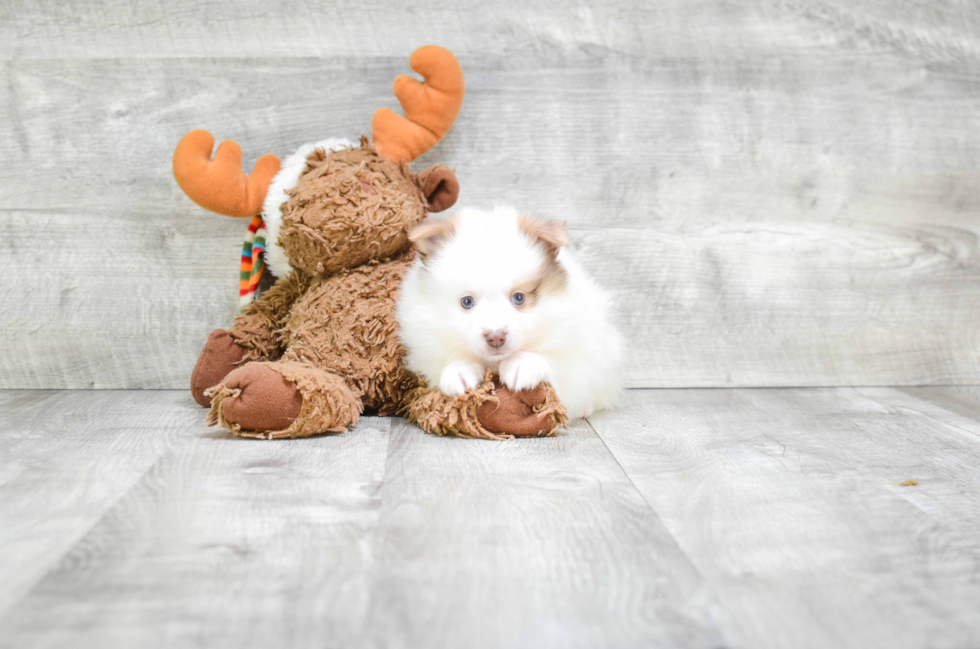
{"left": 206, "top": 363, "right": 302, "bottom": 432}
{"left": 405, "top": 374, "right": 567, "bottom": 440}
{"left": 477, "top": 384, "right": 563, "bottom": 438}
{"left": 205, "top": 361, "right": 362, "bottom": 439}
{"left": 190, "top": 329, "right": 247, "bottom": 406}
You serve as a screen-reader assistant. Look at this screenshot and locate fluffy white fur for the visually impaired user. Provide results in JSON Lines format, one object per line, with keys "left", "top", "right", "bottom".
{"left": 397, "top": 206, "right": 625, "bottom": 420}
{"left": 261, "top": 137, "right": 356, "bottom": 278}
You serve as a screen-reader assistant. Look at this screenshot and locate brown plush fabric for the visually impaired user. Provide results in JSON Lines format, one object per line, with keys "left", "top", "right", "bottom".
{"left": 406, "top": 372, "right": 567, "bottom": 440}
{"left": 476, "top": 384, "right": 567, "bottom": 438}
{"left": 277, "top": 143, "right": 429, "bottom": 277}
{"left": 192, "top": 273, "right": 311, "bottom": 408}
{"left": 190, "top": 329, "right": 247, "bottom": 406}
{"left": 205, "top": 363, "right": 302, "bottom": 434}
{"left": 196, "top": 141, "right": 566, "bottom": 440}
{"left": 206, "top": 361, "right": 361, "bottom": 439}
{"left": 228, "top": 271, "right": 311, "bottom": 360}
{"left": 280, "top": 253, "right": 422, "bottom": 415}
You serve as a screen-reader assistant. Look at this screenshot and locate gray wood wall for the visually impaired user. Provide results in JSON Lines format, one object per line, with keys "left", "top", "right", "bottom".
{"left": 2, "top": 1, "right": 979, "bottom": 389}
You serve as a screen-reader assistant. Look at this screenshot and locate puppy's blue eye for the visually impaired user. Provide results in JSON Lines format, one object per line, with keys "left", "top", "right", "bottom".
{"left": 461, "top": 296, "right": 475, "bottom": 309}
{"left": 511, "top": 292, "right": 526, "bottom": 306}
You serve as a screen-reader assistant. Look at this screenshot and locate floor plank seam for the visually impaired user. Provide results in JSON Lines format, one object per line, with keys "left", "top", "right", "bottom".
{"left": 860, "top": 389, "right": 980, "bottom": 442}
{"left": 0, "top": 450, "right": 172, "bottom": 624}
{"left": 350, "top": 419, "right": 397, "bottom": 647}
{"left": 581, "top": 415, "right": 710, "bottom": 579}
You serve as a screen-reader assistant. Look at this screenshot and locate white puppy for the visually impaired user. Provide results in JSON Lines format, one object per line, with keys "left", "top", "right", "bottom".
{"left": 396, "top": 206, "right": 624, "bottom": 420}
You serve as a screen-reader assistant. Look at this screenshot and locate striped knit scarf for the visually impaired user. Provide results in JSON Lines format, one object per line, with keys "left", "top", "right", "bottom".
{"left": 239, "top": 214, "right": 267, "bottom": 312}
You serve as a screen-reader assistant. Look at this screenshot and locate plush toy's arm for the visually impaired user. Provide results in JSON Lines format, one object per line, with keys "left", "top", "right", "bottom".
{"left": 228, "top": 271, "right": 310, "bottom": 360}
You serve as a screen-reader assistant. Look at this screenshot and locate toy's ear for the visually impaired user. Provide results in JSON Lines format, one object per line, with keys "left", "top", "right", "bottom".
{"left": 517, "top": 214, "right": 569, "bottom": 261}
{"left": 418, "top": 165, "right": 459, "bottom": 213}
{"left": 409, "top": 215, "right": 459, "bottom": 258}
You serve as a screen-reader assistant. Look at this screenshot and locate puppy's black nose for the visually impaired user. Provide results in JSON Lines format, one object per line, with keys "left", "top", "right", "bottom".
{"left": 484, "top": 329, "right": 507, "bottom": 349}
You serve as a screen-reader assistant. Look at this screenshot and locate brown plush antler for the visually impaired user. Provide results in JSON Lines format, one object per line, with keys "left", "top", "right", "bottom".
{"left": 372, "top": 45, "right": 465, "bottom": 163}
{"left": 172, "top": 130, "right": 281, "bottom": 217}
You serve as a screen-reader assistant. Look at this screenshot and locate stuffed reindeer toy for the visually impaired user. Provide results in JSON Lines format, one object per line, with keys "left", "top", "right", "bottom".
{"left": 174, "top": 46, "right": 566, "bottom": 440}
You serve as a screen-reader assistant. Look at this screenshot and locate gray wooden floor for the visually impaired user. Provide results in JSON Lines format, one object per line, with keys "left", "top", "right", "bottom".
{"left": 2, "top": 387, "right": 979, "bottom": 649}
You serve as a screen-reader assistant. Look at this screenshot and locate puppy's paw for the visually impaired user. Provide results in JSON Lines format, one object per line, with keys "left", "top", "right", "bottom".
{"left": 499, "top": 352, "right": 552, "bottom": 392}
{"left": 438, "top": 361, "right": 485, "bottom": 397}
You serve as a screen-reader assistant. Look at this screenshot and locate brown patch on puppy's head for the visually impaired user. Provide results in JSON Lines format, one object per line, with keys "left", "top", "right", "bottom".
{"left": 514, "top": 214, "right": 569, "bottom": 307}
{"left": 517, "top": 214, "right": 569, "bottom": 263}
{"left": 408, "top": 215, "right": 460, "bottom": 259}
{"left": 512, "top": 259, "right": 568, "bottom": 309}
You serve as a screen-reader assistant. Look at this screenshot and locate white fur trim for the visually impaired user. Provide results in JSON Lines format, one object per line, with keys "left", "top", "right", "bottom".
{"left": 262, "top": 138, "right": 357, "bottom": 278}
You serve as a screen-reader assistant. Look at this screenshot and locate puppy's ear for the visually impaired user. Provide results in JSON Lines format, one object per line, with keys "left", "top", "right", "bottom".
{"left": 518, "top": 214, "right": 569, "bottom": 260}
{"left": 417, "top": 165, "right": 459, "bottom": 213}
{"left": 409, "top": 215, "right": 460, "bottom": 258}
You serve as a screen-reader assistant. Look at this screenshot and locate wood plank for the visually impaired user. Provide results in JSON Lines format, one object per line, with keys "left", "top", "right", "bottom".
{"left": 6, "top": 56, "right": 980, "bottom": 228}
{"left": 583, "top": 220, "right": 980, "bottom": 388}
{"left": 357, "top": 418, "right": 734, "bottom": 649}
{"left": 0, "top": 208, "right": 242, "bottom": 389}
{"left": 0, "top": 408, "right": 392, "bottom": 648}
{"left": 0, "top": 0, "right": 659, "bottom": 60}
{"left": 587, "top": 388, "right": 980, "bottom": 649}
{"left": 0, "top": 390, "right": 200, "bottom": 616}
{"left": 2, "top": 0, "right": 979, "bottom": 62}
{"left": 3, "top": 54, "right": 980, "bottom": 388}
